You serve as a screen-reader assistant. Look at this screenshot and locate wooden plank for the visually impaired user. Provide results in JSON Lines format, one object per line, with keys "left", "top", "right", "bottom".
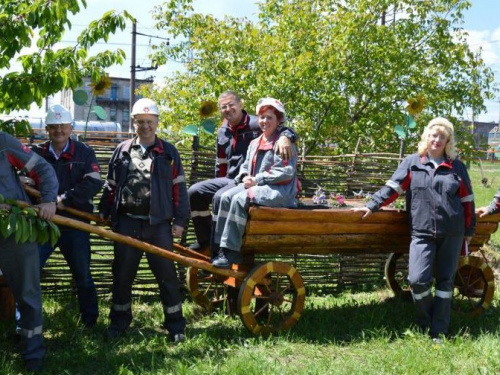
{"left": 246, "top": 221, "right": 409, "bottom": 235}
{"left": 242, "top": 234, "right": 410, "bottom": 251}
{"left": 248, "top": 206, "right": 407, "bottom": 223}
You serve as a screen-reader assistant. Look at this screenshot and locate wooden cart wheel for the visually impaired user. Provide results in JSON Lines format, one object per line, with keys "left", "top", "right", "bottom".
{"left": 453, "top": 256, "right": 494, "bottom": 317}
{"left": 186, "top": 266, "right": 228, "bottom": 312}
{"left": 237, "top": 261, "right": 305, "bottom": 336}
{"left": 384, "top": 252, "right": 412, "bottom": 300}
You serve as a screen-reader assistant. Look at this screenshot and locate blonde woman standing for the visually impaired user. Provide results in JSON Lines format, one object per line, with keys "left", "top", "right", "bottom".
{"left": 353, "top": 117, "right": 475, "bottom": 342}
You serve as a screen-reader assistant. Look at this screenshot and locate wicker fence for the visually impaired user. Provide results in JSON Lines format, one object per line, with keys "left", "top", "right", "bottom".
{"left": 34, "top": 134, "right": 402, "bottom": 297}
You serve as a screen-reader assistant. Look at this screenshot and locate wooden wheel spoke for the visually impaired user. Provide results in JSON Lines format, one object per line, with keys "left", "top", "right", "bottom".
{"left": 279, "top": 282, "right": 293, "bottom": 295}
{"left": 453, "top": 256, "right": 495, "bottom": 317}
{"left": 186, "top": 267, "right": 228, "bottom": 312}
{"left": 238, "top": 262, "right": 305, "bottom": 335}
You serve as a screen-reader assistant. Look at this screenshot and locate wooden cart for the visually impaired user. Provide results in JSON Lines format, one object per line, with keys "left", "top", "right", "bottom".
{"left": 186, "top": 203, "right": 499, "bottom": 335}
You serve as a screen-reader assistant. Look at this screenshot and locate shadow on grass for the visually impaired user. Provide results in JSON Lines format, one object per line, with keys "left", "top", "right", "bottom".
{"left": 2, "top": 290, "right": 499, "bottom": 374}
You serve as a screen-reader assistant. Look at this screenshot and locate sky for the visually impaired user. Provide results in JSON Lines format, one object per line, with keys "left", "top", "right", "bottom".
{"left": 8, "top": 0, "right": 500, "bottom": 123}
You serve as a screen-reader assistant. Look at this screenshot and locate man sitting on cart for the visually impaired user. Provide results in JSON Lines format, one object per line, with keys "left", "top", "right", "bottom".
{"left": 211, "top": 98, "right": 299, "bottom": 268}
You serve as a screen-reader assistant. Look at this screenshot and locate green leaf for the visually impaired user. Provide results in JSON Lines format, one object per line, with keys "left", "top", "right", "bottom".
{"left": 0, "top": 216, "right": 10, "bottom": 238}
{"left": 394, "top": 125, "right": 407, "bottom": 140}
{"left": 201, "top": 119, "right": 216, "bottom": 135}
{"left": 73, "top": 90, "right": 88, "bottom": 105}
{"left": 93, "top": 105, "right": 107, "bottom": 120}
{"left": 182, "top": 124, "right": 199, "bottom": 136}
{"left": 48, "top": 221, "right": 61, "bottom": 247}
{"left": 404, "top": 114, "right": 417, "bottom": 129}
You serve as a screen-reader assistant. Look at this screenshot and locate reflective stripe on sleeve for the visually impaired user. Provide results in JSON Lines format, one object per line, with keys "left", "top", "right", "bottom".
{"left": 84, "top": 171, "right": 102, "bottom": 180}
{"left": 385, "top": 180, "right": 404, "bottom": 195}
{"left": 461, "top": 194, "right": 474, "bottom": 203}
{"left": 23, "top": 153, "right": 41, "bottom": 172}
{"left": 173, "top": 175, "right": 185, "bottom": 185}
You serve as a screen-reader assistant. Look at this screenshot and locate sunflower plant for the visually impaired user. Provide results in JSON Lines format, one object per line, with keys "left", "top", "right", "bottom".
{"left": 394, "top": 95, "right": 426, "bottom": 141}
{"left": 74, "top": 74, "right": 111, "bottom": 140}
{"left": 182, "top": 101, "right": 218, "bottom": 137}
{"left": 394, "top": 95, "right": 426, "bottom": 156}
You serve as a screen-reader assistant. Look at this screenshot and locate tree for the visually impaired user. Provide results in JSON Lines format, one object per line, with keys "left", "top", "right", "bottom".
{"left": 147, "top": 0, "right": 496, "bottom": 156}
{"left": 0, "top": 0, "right": 133, "bottom": 135}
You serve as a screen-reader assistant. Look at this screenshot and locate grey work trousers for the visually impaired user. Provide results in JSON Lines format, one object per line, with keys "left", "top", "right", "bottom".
{"left": 109, "top": 215, "right": 186, "bottom": 336}
{"left": 409, "top": 235, "right": 463, "bottom": 337}
{"left": 0, "top": 237, "right": 45, "bottom": 361}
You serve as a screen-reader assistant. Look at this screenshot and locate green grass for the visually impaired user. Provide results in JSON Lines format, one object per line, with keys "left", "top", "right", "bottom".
{"left": 2, "top": 161, "right": 500, "bottom": 374}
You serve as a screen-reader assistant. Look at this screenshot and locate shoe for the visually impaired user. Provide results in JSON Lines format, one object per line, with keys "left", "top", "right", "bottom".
{"left": 432, "top": 337, "right": 443, "bottom": 345}
{"left": 24, "top": 358, "right": 43, "bottom": 372}
{"left": 173, "top": 333, "right": 186, "bottom": 343}
{"left": 107, "top": 326, "right": 125, "bottom": 339}
{"left": 83, "top": 319, "right": 97, "bottom": 329}
{"left": 211, "top": 248, "right": 242, "bottom": 268}
{"left": 212, "top": 249, "right": 230, "bottom": 268}
{"left": 189, "top": 242, "right": 209, "bottom": 252}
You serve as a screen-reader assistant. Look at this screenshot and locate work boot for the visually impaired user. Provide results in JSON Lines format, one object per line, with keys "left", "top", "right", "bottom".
{"left": 212, "top": 248, "right": 242, "bottom": 268}
{"left": 24, "top": 358, "right": 43, "bottom": 372}
{"left": 189, "top": 241, "right": 210, "bottom": 253}
{"left": 172, "top": 333, "right": 186, "bottom": 343}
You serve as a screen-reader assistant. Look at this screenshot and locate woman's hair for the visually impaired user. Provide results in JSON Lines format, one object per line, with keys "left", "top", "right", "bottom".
{"left": 417, "top": 117, "right": 457, "bottom": 159}
{"left": 258, "top": 105, "right": 284, "bottom": 123}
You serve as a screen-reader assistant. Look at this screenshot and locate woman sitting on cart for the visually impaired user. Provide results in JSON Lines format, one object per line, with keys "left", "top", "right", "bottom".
{"left": 352, "top": 117, "right": 475, "bottom": 343}
{"left": 211, "top": 98, "right": 299, "bottom": 268}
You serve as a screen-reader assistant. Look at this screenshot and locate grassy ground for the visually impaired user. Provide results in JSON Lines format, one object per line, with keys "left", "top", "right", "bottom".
{"left": 2, "top": 161, "right": 500, "bottom": 374}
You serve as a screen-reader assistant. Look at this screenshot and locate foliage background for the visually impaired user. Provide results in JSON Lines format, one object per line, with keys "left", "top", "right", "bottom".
{"left": 140, "top": 0, "right": 497, "bottom": 157}
{"left": 0, "top": 0, "right": 133, "bottom": 135}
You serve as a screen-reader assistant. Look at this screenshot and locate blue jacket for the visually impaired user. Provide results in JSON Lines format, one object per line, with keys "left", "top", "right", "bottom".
{"left": 0, "top": 132, "right": 58, "bottom": 204}
{"left": 99, "top": 136, "right": 190, "bottom": 228}
{"left": 32, "top": 139, "right": 103, "bottom": 217}
{"left": 366, "top": 153, "right": 475, "bottom": 237}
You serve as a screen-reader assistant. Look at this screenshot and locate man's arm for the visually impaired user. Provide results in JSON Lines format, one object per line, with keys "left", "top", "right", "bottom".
{"left": 61, "top": 145, "right": 103, "bottom": 209}
{"left": 276, "top": 126, "right": 298, "bottom": 160}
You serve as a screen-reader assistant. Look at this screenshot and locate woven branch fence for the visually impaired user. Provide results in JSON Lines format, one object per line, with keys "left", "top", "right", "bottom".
{"left": 32, "top": 134, "right": 402, "bottom": 297}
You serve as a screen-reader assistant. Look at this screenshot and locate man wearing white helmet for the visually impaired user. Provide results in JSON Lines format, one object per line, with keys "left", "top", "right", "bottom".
{"left": 188, "top": 91, "right": 297, "bottom": 258}
{"left": 211, "top": 97, "right": 299, "bottom": 267}
{"left": 30, "top": 104, "right": 103, "bottom": 328}
{"left": 99, "top": 98, "right": 189, "bottom": 342}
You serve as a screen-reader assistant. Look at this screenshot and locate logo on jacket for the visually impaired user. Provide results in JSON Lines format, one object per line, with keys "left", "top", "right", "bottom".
{"left": 91, "top": 163, "right": 101, "bottom": 173}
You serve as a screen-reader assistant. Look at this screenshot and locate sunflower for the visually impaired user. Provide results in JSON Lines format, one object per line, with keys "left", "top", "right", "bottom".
{"left": 199, "top": 101, "right": 217, "bottom": 118}
{"left": 90, "top": 75, "right": 112, "bottom": 96}
{"left": 406, "top": 94, "right": 426, "bottom": 116}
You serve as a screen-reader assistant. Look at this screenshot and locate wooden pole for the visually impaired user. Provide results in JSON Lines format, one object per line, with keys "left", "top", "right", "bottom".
{"left": 15, "top": 201, "right": 223, "bottom": 276}
{"left": 22, "top": 185, "right": 210, "bottom": 262}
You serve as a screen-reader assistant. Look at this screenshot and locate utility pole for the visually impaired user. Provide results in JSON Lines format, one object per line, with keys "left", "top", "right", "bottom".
{"left": 498, "top": 97, "right": 500, "bottom": 126}
{"left": 129, "top": 20, "right": 137, "bottom": 133}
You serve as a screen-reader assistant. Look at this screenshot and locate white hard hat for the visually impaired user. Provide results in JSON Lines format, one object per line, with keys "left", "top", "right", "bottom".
{"left": 256, "top": 98, "right": 286, "bottom": 121}
{"left": 131, "top": 98, "right": 159, "bottom": 117}
{"left": 45, "top": 104, "right": 73, "bottom": 125}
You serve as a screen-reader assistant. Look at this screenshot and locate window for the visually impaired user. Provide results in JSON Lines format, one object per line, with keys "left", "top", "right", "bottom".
{"left": 123, "top": 86, "right": 130, "bottom": 100}
{"left": 111, "top": 86, "right": 118, "bottom": 101}
{"left": 110, "top": 107, "right": 117, "bottom": 121}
